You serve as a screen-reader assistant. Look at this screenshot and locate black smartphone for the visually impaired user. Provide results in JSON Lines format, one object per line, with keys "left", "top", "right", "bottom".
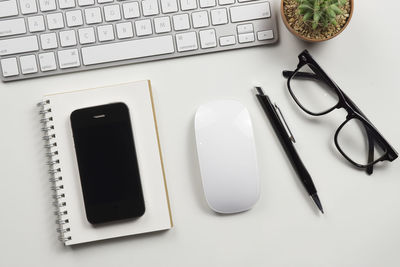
{"left": 70, "top": 102, "right": 145, "bottom": 225}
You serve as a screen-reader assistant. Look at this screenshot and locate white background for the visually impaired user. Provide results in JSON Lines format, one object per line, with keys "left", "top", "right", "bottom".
{"left": 1, "top": 0, "right": 399, "bottom": 266}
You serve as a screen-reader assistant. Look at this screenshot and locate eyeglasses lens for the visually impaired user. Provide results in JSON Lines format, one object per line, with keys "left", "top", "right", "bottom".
{"left": 336, "top": 118, "right": 387, "bottom": 166}
{"left": 290, "top": 64, "right": 339, "bottom": 114}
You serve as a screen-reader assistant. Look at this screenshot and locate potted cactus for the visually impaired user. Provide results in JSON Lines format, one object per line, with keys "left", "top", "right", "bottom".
{"left": 281, "top": 0, "right": 353, "bottom": 42}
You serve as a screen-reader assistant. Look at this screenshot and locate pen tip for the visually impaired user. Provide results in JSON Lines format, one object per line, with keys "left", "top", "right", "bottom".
{"left": 311, "top": 194, "right": 324, "bottom": 214}
{"left": 254, "top": 86, "right": 264, "bottom": 95}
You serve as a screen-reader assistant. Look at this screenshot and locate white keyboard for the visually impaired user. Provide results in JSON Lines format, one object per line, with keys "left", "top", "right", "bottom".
{"left": 0, "top": 0, "right": 278, "bottom": 81}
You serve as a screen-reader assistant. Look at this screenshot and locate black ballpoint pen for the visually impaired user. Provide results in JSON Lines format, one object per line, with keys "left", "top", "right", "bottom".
{"left": 254, "top": 86, "right": 324, "bottom": 214}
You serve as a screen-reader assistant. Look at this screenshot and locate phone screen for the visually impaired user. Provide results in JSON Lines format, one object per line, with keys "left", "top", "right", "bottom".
{"left": 71, "top": 103, "right": 145, "bottom": 224}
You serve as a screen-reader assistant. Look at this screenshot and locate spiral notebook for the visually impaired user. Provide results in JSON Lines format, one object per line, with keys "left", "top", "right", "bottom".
{"left": 37, "top": 80, "right": 173, "bottom": 246}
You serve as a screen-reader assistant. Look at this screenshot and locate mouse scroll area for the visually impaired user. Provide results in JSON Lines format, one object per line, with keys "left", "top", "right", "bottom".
{"left": 194, "top": 100, "right": 260, "bottom": 214}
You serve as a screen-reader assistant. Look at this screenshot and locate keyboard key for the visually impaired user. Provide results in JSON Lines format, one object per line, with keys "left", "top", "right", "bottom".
{"left": 176, "top": 32, "right": 198, "bottom": 52}
{"left": 0, "top": 0, "right": 18, "bottom": 18}
{"left": 257, "top": 30, "right": 273, "bottom": 40}
{"left": 1, "top": 58, "right": 19, "bottom": 77}
{"left": 20, "top": 55, "right": 38, "bottom": 74}
{"left": 135, "top": 19, "right": 152, "bottom": 36}
{"left": 192, "top": 11, "right": 209, "bottom": 28}
{"left": 154, "top": 16, "right": 171, "bottom": 33}
{"left": 19, "top": 0, "right": 38, "bottom": 14}
{"left": 199, "top": 29, "right": 216, "bottom": 49}
{"left": 28, "top": 16, "right": 45, "bottom": 32}
{"left": 219, "top": 0, "right": 234, "bottom": 5}
{"left": 98, "top": 0, "right": 113, "bottom": 3}
{"left": 39, "top": 52, "right": 57, "bottom": 71}
{"left": 47, "top": 13, "right": 65, "bottom": 30}
{"left": 230, "top": 2, "right": 270, "bottom": 23}
{"left": 211, "top": 8, "right": 228, "bottom": 25}
{"left": 199, "top": 0, "right": 215, "bottom": 8}
{"left": 238, "top": 32, "right": 254, "bottom": 43}
{"left": 237, "top": 23, "right": 253, "bottom": 34}
{"left": 59, "top": 30, "right": 77, "bottom": 47}
{"left": 142, "top": 0, "right": 159, "bottom": 16}
{"left": 180, "top": 0, "right": 197, "bottom": 11}
{"left": 78, "top": 0, "right": 94, "bottom": 6}
{"left": 123, "top": 2, "right": 140, "bottom": 19}
{"left": 0, "top": 36, "right": 39, "bottom": 56}
{"left": 97, "top": 24, "right": 115, "bottom": 41}
{"left": 0, "top": 18, "right": 26, "bottom": 37}
{"left": 39, "top": 0, "right": 57, "bottom": 11}
{"left": 58, "top": 49, "right": 80, "bottom": 69}
{"left": 160, "top": 0, "right": 178, "bottom": 14}
{"left": 116, "top": 22, "right": 134, "bottom": 39}
{"left": 219, "top": 35, "right": 236, "bottom": 46}
{"left": 173, "top": 14, "right": 190, "bottom": 31}
{"left": 66, "top": 10, "right": 83, "bottom": 26}
{"left": 104, "top": 5, "right": 122, "bottom": 21}
{"left": 78, "top": 27, "right": 96, "bottom": 44}
{"left": 85, "top": 7, "right": 102, "bottom": 24}
{"left": 40, "top": 33, "right": 58, "bottom": 49}
{"left": 59, "top": 0, "right": 76, "bottom": 9}
{"left": 81, "top": 35, "right": 175, "bottom": 65}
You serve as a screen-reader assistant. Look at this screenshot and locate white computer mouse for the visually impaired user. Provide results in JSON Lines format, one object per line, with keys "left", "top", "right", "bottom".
{"left": 194, "top": 100, "right": 260, "bottom": 214}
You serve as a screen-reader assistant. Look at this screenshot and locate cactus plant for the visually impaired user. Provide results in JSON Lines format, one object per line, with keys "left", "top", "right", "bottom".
{"left": 297, "top": 0, "right": 347, "bottom": 29}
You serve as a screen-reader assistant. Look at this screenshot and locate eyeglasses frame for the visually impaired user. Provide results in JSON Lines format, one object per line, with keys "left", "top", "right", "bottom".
{"left": 283, "top": 50, "right": 398, "bottom": 174}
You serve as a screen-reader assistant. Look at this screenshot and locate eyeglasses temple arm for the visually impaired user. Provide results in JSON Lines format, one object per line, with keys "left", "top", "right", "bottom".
{"left": 366, "top": 133, "right": 374, "bottom": 175}
{"left": 283, "top": 70, "right": 319, "bottom": 80}
{"left": 283, "top": 70, "right": 321, "bottom": 78}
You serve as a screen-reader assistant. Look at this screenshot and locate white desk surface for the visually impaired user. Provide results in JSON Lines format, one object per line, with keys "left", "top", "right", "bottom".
{"left": 1, "top": 1, "right": 399, "bottom": 266}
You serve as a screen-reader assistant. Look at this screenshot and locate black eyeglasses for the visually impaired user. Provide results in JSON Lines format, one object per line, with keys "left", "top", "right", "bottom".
{"left": 283, "top": 50, "right": 398, "bottom": 175}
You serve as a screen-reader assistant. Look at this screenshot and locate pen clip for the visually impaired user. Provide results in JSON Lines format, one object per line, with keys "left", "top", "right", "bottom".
{"left": 274, "top": 104, "right": 296, "bottom": 143}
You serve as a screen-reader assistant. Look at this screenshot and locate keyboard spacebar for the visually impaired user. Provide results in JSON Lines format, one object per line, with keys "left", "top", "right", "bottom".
{"left": 82, "top": 35, "right": 175, "bottom": 66}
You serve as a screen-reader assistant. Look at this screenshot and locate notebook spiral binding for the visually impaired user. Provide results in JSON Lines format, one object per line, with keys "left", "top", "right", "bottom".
{"left": 38, "top": 100, "right": 72, "bottom": 243}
